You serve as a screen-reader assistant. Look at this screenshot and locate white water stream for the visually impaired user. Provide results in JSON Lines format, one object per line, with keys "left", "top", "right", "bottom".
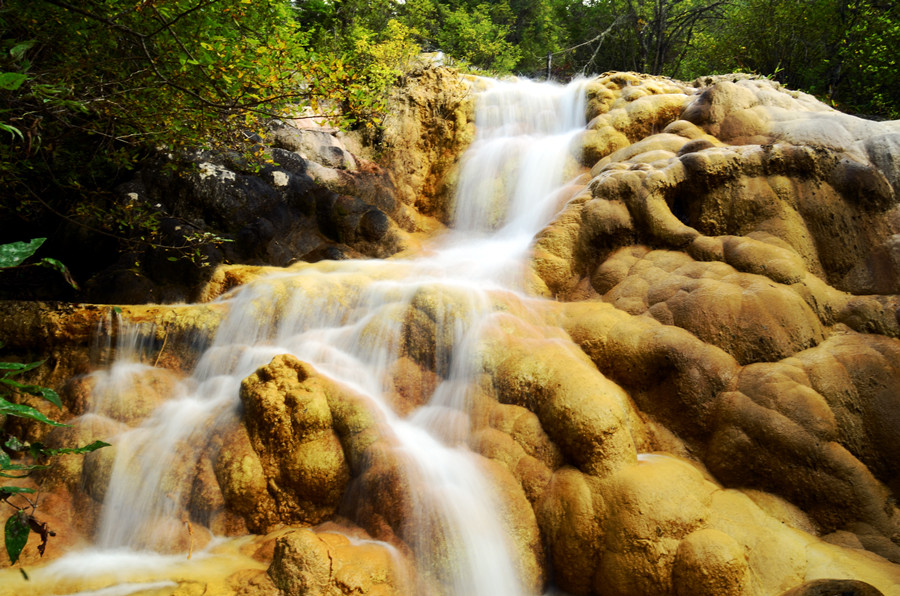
{"left": 56, "top": 78, "right": 588, "bottom": 595}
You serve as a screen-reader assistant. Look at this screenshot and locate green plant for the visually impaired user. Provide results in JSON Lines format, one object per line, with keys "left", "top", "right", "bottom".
{"left": 1, "top": 351, "right": 109, "bottom": 566}
{"left": 0, "top": 239, "right": 107, "bottom": 565}
{"left": 0, "top": 238, "right": 77, "bottom": 289}
{"left": 0, "top": 0, "right": 388, "bottom": 268}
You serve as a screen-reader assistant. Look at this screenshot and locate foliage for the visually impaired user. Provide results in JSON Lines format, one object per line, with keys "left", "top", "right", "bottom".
{"left": 671, "top": 0, "right": 899, "bottom": 117}
{"left": 293, "top": 0, "right": 524, "bottom": 74}
{"left": 825, "top": 0, "right": 900, "bottom": 117}
{"left": 548, "top": 0, "right": 898, "bottom": 117}
{"left": 557, "top": 0, "right": 732, "bottom": 76}
{"left": 0, "top": 0, "right": 411, "bottom": 271}
{"left": 332, "top": 19, "right": 421, "bottom": 128}
{"left": 505, "top": 0, "right": 568, "bottom": 74}
{"left": 0, "top": 237, "right": 78, "bottom": 290}
{"left": 1, "top": 356, "right": 109, "bottom": 565}
{"left": 0, "top": 239, "right": 109, "bottom": 565}
{"left": 1, "top": 0, "right": 338, "bottom": 153}
{"left": 399, "top": 0, "right": 522, "bottom": 73}
{"left": 1, "top": 414, "right": 109, "bottom": 565}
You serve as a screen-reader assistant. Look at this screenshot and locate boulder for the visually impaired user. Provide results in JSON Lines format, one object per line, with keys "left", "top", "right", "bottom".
{"left": 377, "top": 65, "right": 476, "bottom": 222}
{"left": 268, "top": 528, "right": 411, "bottom": 595}
{"left": 237, "top": 354, "right": 351, "bottom": 529}
{"left": 672, "top": 529, "right": 751, "bottom": 596}
{"left": 780, "top": 579, "right": 885, "bottom": 596}
{"left": 269, "top": 123, "right": 358, "bottom": 171}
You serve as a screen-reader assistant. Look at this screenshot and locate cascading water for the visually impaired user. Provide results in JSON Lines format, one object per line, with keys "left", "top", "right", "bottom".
{"left": 28, "top": 77, "right": 588, "bottom": 595}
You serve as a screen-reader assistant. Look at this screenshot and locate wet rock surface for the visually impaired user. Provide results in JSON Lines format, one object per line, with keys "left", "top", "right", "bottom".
{"left": 526, "top": 71, "right": 900, "bottom": 595}
{"left": 3, "top": 71, "right": 900, "bottom": 595}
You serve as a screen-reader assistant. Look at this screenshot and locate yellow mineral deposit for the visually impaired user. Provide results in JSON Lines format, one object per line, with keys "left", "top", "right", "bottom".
{"left": 2, "top": 69, "right": 900, "bottom": 596}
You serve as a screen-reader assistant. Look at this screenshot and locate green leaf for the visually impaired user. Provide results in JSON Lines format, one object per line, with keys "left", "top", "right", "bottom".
{"left": 0, "top": 472, "right": 32, "bottom": 479}
{"left": 0, "top": 72, "right": 27, "bottom": 91}
{"left": 0, "top": 486, "right": 36, "bottom": 495}
{"left": 4, "top": 437, "right": 24, "bottom": 452}
{"left": 0, "top": 397, "right": 65, "bottom": 427}
{"left": 35, "top": 440, "right": 110, "bottom": 457}
{"left": 10, "top": 41, "right": 36, "bottom": 60}
{"left": 0, "top": 459, "right": 47, "bottom": 474}
{"left": 0, "top": 360, "right": 45, "bottom": 374}
{"left": 0, "top": 379, "right": 62, "bottom": 408}
{"left": 0, "top": 452, "right": 43, "bottom": 474}
{"left": 0, "top": 466, "right": 46, "bottom": 479}
{"left": 38, "top": 258, "right": 79, "bottom": 290}
{"left": 5, "top": 511, "right": 30, "bottom": 564}
{"left": 0, "top": 123, "right": 23, "bottom": 140}
{"left": 0, "top": 238, "right": 46, "bottom": 268}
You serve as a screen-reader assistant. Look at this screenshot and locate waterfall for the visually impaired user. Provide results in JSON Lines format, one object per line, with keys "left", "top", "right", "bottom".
{"left": 62, "top": 77, "right": 588, "bottom": 594}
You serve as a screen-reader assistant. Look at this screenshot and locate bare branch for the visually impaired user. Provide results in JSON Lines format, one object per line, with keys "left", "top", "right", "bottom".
{"left": 555, "top": 15, "right": 625, "bottom": 57}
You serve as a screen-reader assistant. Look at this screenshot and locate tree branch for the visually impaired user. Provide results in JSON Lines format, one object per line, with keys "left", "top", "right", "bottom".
{"left": 41, "top": 0, "right": 148, "bottom": 38}
{"left": 146, "top": 0, "right": 223, "bottom": 38}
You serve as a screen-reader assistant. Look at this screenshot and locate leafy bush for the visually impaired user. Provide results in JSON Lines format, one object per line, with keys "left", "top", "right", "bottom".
{"left": 0, "top": 0, "right": 405, "bottom": 266}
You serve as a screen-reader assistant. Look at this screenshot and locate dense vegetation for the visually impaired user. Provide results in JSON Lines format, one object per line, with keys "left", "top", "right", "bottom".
{"left": 0, "top": 0, "right": 420, "bottom": 292}
{"left": 293, "top": 0, "right": 899, "bottom": 118}
{"left": 0, "top": 0, "right": 897, "bottom": 297}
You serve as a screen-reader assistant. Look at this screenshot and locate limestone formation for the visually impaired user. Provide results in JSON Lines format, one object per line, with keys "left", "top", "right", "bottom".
{"left": 377, "top": 64, "right": 477, "bottom": 223}
{"left": 268, "top": 527, "right": 412, "bottom": 595}
{"left": 526, "top": 71, "right": 900, "bottom": 595}
{"left": 3, "top": 70, "right": 900, "bottom": 596}
{"left": 233, "top": 354, "right": 351, "bottom": 530}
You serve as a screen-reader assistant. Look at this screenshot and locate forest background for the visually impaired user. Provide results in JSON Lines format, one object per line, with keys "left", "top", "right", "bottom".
{"left": 0, "top": 0, "right": 898, "bottom": 296}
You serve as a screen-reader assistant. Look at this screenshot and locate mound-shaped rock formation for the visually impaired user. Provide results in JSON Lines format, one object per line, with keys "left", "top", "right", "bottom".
{"left": 2, "top": 71, "right": 900, "bottom": 596}
{"left": 528, "top": 71, "right": 900, "bottom": 594}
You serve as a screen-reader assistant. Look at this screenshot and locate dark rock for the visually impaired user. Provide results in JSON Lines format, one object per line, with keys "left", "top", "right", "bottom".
{"left": 315, "top": 192, "right": 371, "bottom": 243}
{"left": 287, "top": 175, "right": 317, "bottom": 216}
{"left": 269, "top": 123, "right": 357, "bottom": 170}
{"left": 269, "top": 147, "right": 308, "bottom": 174}
{"left": 303, "top": 244, "right": 353, "bottom": 263}
{"left": 780, "top": 579, "right": 885, "bottom": 596}
{"left": 314, "top": 191, "right": 341, "bottom": 241}
{"left": 236, "top": 218, "right": 276, "bottom": 259}
{"left": 84, "top": 268, "right": 158, "bottom": 304}
{"left": 359, "top": 208, "right": 390, "bottom": 242}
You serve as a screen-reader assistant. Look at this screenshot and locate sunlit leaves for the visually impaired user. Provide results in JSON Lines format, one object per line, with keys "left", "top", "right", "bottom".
{"left": 1, "top": 0, "right": 355, "bottom": 161}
